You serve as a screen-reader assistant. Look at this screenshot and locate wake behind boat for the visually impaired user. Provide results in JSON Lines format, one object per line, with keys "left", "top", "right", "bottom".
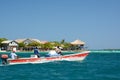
{"left": 1, "top": 51, "right": 90, "bottom": 65}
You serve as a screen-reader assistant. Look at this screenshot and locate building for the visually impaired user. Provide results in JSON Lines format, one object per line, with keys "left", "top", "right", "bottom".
{"left": 23, "top": 38, "right": 41, "bottom": 45}
{"left": 15, "top": 38, "right": 48, "bottom": 45}
{"left": 1, "top": 40, "right": 18, "bottom": 51}
{"left": 70, "top": 39, "right": 85, "bottom": 50}
{"left": 15, "top": 39, "right": 26, "bottom": 43}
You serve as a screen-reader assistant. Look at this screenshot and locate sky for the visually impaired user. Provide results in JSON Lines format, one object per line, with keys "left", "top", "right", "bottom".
{"left": 0, "top": 0, "right": 120, "bottom": 49}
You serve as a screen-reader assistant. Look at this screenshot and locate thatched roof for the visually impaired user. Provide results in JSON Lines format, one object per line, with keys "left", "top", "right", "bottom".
{"left": 1, "top": 40, "right": 13, "bottom": 44}
{"left": 15, "top": 38, "right": 48, "bottom": 44}
{"left": 71, "top": 39, "right": 85, "bottom": 45}
{"left": 15, "top": 38, "right": 41, "bottom": 43}
{"left": 15, "top": 39, "right": 26, "bottom": 43}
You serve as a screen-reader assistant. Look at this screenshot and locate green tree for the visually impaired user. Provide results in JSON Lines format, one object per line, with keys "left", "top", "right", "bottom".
{"left": 0, "top": 38, "right": 8, "bottom": 47}
{"left": 27, "top": 41, "right": 41, "bottom": 47}
{"left": 18, "top": 42, "right": 26, "bottom": 51}
{"left": 43, "top": 42, "right": 53, "bottom": 50}
{"left": 18, "top": 42, "right": 25, "bottom": 48}
{"left": 60, "top": 39, "right": 71, "bottom": 50}
{"left": 62, "top": 42, "right": 71, "bottom": 50}
{"left": 60, "top": 39, "right": 65, "bottom": 44}
{"left": 52, "top": 41, "right": 61, "bottom": 47}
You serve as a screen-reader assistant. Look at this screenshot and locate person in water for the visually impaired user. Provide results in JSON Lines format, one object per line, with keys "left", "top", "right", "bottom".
{"left": 34, "top": 47, "right": 40, "bottom": 58}
{"left": 10, "top": 51, "right": 18, "bottom": 59}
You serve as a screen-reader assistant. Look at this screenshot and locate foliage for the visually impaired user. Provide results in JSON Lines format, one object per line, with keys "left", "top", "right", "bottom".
{"left": 51, "top": 41, "right": 61, "bottom": 47}
{"left": 27, "top": 41, "right": 41, "bottom": 47}
{"left": 42, "top": 42, "right": 53, "bottom": 49}
{"left": 60, "top": 39, "right": 65, "bottom": 44}
{"left": 0, "top": 38, "right": 80, "bottom": 51}
{"left": 62, "top": 42, "right": 71, "bottom": 50}
{"left": 18, "top": 42, "right": 25, "bottom": 48}
{"left": 0, "top": 38, "right": 7, "bottom": 43}
{"left": 0, "top": 38, "right": 8, "bottom": 47}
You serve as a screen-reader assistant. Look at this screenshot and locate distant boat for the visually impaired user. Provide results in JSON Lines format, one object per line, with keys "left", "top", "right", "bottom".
{"left": 2, "top": 51, "right": 90, "bottom": 65}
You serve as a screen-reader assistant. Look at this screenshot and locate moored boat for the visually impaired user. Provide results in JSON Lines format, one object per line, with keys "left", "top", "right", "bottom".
{"left": 2, "top": 51, "right": 90, "bottom": 65}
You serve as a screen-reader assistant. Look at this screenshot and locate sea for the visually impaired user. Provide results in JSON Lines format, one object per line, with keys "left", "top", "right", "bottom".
{"left": 0, "top": 51, "right": 120, "bottom": 80}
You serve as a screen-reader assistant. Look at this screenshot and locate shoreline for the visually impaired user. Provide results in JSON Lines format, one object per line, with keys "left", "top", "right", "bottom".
{"left": 0, "top": 50, "right": 76, "bottom": 54}
{"left": 1, "top": 50, "right": 120, "bottom": 54}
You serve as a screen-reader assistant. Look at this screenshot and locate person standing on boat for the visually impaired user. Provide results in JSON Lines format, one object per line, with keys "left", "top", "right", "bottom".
{"left": 45, "top": 46, "right": 62, "bottom": 57}
{"left": 34, "top": 47, "right": 40, "bottom": 58}
{"left": 0, "top": 54, "right": 8, "bottom": 64}
{"left": 55, "top": 46, "right": 62, "bottom": 55}
{"left": 47, "top": 50, "right": 60, "bottom": 57}
{"left": 10, "top": 51, "right": 18, "bottom": 59}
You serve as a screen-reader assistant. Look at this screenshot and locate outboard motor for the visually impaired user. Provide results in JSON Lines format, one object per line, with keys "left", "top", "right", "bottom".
{"left": 1, "top": 54, "right": 8, "bottom": 65}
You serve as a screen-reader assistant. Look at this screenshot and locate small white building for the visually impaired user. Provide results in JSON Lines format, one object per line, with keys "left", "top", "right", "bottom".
{"left": 1, "top": 40, "right": 18, "bottom": 51}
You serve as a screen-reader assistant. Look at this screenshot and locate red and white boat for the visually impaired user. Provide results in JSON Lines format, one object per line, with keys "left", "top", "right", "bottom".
{"left": 7, "top": 51, "right": 90, "bottom": 65}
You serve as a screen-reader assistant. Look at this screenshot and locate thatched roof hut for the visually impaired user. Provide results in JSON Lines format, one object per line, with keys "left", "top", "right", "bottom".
{"left": 70, "top": 39, "right": 85, "bottom": 45}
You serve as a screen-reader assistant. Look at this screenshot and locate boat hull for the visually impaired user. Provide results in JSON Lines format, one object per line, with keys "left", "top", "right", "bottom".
{"left": 7, "top": 51, "right": 90, "bottom": 65}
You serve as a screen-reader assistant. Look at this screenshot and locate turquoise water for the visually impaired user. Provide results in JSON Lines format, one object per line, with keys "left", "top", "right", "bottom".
{"left": 0, "top": 52, "right": 120, "bottom": 80}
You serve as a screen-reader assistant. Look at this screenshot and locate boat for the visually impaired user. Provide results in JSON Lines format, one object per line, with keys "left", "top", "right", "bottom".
{"left": 4, "top": 51, "right": 90, "bottom": 65}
